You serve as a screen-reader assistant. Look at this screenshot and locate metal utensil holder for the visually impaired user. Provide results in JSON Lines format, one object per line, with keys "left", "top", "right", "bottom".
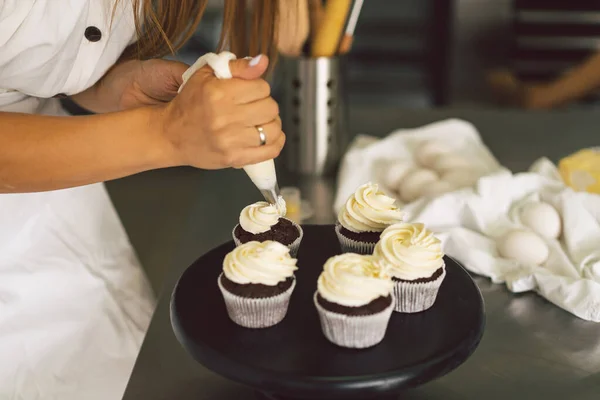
{"left": 281, "top": 56, "right": 348, "bottom": 176}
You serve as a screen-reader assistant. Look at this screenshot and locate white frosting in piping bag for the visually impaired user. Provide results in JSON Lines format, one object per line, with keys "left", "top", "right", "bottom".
{"left": 317, "top": 253, "right": 393, "bottom": 307}
{"left": 374, "top": 223, "right": 444, "bottom": 281}
{"left": 243, "top": 161, "right": 277, "bottom": 190}
{"left": 338, "top": 182, "right": 405, "bottom": 233}
{"left": 240, "top": 201, "right": 286, "bottom": 234}
{"left": 223, "top": 241, "right": 297, "bottom": 286}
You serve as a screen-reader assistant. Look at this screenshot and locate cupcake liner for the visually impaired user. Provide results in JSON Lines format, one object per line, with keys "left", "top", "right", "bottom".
{"left": 232, "top": 219, "right": 304, "bottom": 257}
{"left": 287, "top": 220, "right": 303, "bottom": 257}
{"left": 313, "top": 292, "right": 394, "bottom": 349}
{"left": 218, "top": 274, "right": 296, "bottom": 329}
{"left": 392, "top": 266, "right": 446, "bottom": 313}
{"left": 334, "top": 224, "right": 378, "bottom": 255}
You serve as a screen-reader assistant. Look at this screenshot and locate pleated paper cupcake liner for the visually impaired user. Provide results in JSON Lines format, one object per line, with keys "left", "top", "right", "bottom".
{"left": 313, "top": 292, "right": 394, "bottom": 349}
{"left": 232, "top": 219, "right": 303, "bottom": 258}
{"left": 392, "top": 266, "right": 446, "bottom": 313}
{"left": 334, "top": 224, "right": 378, "bottom": 255}
{"left": 218, "top": 274, "right": 296, "bottom": 329}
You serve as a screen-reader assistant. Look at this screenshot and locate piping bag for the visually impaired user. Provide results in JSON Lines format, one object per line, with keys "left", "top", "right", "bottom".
{"left": 178, "top": 52, "right": 284, "bottom": 209}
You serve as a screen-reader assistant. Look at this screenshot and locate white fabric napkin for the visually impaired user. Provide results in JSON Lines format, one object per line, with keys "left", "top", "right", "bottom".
{"left": 334, "top": 119, "right": 505, "bottom": 213}
{"left": 440, "top": 161, "right": 600, "bottom": 322}
{"left": 335, "top": 120, "right": 600, "bottom": 322}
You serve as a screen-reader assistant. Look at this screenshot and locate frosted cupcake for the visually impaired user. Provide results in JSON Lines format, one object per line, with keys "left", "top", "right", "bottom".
{"left": 218, "top": 241, "right": 298, "bottom": 328}
{"left": 314, "top": 253, "right": 394, "bottom": 348}
{"left": 374, "top": 223, "right": 446, "bottom": 313}
{"left": 336, "top": 182, "right": 405, "bottom": 254}
{"left": 233, "top": 200, "right": 303, "bottom": 257}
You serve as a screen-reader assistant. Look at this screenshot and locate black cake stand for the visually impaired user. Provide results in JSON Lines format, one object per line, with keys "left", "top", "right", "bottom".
{"left": 171, "top": 225, "right": 485, "bottom": 400}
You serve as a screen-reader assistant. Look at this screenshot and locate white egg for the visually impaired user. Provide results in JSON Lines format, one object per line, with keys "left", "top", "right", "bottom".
{"left": 399, "top": 168, "right": 439, "bottom": 203}
{"left": 431, "top": 154, "right": 472, "bottom": 173}
{"left": 441, "top": 168, "right": 480, "bottom": 188}
{"left": 498, "top": 230, "right": 549, "bottom": 266}
{"left": 519, "top": 202, "right": 562, "bottom": 239}
{"left": 381, "top": 161, "right": 414, "bottom": 191}
{"left": 421, "top": 180, "right": 456, "bottom": 197}
{"left": 415, "top": 140, "right": 453, "bottom": 168}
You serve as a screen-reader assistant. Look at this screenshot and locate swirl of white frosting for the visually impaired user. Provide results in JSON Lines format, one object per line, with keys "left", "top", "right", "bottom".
{"left": 374, "top": 223, "right": 444, "bottom": 280}
{"left": 317, "top": 253, "right": 393, "bottom": 307}
{"left": 223, "top": 241, "right": 297, "bottom": 286}
{"left": 239, "top": 201, "right": 286, "bottom": 234}
{"left": 338, "top": 182, "right": 404, "bottom": 233}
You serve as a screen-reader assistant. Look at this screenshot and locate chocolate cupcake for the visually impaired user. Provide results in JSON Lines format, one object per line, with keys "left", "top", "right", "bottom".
{"left": 218, "top": 241, "right": 298, "bottom": 328}
{"left": 336, "top": 182, "right": 405, "bottom": 254}
{"left": 374, "top": 223, "right": 446, "bottom": 313}
{"left": 314, "top": 253, "right": 394, "bottom": 349}
{"left": 233, "top": 201, "right": 303, "bottom": 257}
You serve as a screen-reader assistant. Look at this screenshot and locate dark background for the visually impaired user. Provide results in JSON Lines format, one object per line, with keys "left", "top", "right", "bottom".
{"left": 178, "top": 0, "right": 600, "bottom": 109}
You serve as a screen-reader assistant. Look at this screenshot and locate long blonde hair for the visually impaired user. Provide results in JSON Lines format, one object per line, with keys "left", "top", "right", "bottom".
{"left": 120, "top": 0, "right": 281, "bottom": 61}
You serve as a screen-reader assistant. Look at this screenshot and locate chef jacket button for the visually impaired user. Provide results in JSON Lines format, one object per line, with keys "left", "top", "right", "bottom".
{"left": 85, "top": 26, "right": 102, "bottom": 42}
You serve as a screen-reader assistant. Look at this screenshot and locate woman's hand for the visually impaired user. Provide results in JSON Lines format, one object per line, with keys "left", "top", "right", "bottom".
{"left": 71, "top": 59, "right": 189, "bottom": 113}
{"left": 73, "top": 54, "right": 284, "bottom": 171}
{"left": 117, "top": 59, "right": 189, "bottom": 110}
{"left": 159, "top": 55, "right": 285, "bottom": 170}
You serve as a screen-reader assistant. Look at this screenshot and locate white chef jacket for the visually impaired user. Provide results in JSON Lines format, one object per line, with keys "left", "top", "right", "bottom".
{"left": 0, "top": 0, "right": 136, "bottom": 114}
{"left": 0, "top": 1, "right": 155, "bottom": 400}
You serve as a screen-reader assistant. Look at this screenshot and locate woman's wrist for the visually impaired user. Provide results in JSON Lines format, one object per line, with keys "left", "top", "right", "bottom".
{"left": 140, "top": 104, "right": 184, "bottom": 170}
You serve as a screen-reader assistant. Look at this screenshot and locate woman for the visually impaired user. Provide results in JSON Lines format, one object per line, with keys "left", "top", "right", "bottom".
{"left": 0, "top": 0, "right": 298, "bottom": 190}
{"left": 0, "top": 1, "right": 304, "bottom": 399}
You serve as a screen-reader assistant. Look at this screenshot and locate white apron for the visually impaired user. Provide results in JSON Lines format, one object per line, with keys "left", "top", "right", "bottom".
{"left": 0, "top": 1, "right": 155, "bottom": 399}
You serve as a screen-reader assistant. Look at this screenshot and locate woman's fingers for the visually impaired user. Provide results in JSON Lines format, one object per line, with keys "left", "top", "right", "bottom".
{"left": 234, "top": 97, "right": 280, "bottom": 127}
{"left": 229, "top": 133, "right": 286, "bottom": 169}
{"left": 222, "top": 118, "right": 283, "bottom": 148}
{"left": 219, "top": 78, "right": 271, "bottom": 104}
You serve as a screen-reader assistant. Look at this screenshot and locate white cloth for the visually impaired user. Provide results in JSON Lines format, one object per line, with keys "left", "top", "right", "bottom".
{"left": 0, "top": 1, "right": 155, "bottom": 399}
{"left": 439, "top": 161, "right": 600, "bottom": 322}
{"left": 334, "top": 119, "right": 504, "bottom": 212}
{"left": 335, "top": 119, "right": 600, "bottom": 322}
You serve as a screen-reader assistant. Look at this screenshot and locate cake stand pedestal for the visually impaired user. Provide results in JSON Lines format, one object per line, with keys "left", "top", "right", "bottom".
{"left": 255, "top": 390, "right": 399, "bottom": 400}
{"left": 171, "top": 225, "right": 485, "bottom": 400}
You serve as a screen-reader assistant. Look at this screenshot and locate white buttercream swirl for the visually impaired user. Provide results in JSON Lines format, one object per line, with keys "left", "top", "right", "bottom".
{"left": 338, "top": 182, "right": 404, "bottom": 233}
{"left": 317, "top": 253, "right": 393, "bottom": 307}
{"left": 223, "top": 241, "right": 297, "bottom": 285}
{"left": 374, "top": 223, "right": 444, "bottom": 281}
{"left": 240, "top": 201, "right": 286, "bottom": 234}
{"left": 275, "top": 195, "right": 287, "bottom": 216}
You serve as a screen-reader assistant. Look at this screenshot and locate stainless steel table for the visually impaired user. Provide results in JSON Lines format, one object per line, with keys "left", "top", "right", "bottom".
{"left": 111, "top": 108, "right": 600, "bottom": 400}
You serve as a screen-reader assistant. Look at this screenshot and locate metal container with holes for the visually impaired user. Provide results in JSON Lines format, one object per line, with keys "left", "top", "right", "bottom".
{"left": 281, "top": 57, "right": 348, "bottom": 176}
